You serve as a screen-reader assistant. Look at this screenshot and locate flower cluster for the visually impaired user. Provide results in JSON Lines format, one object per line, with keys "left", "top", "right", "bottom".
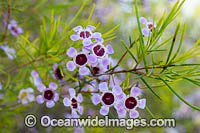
{"left": 66, "top": 25, "right": 114, "bottom": 77}
{"left": 16, "top": 25, "right": 147, "bottom": 120}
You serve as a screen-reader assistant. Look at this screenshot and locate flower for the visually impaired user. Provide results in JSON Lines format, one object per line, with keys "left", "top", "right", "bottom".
{"left": 36, "top": 82, "right": 59, "bottom": 108}
{"left": 87, "top": 44, "right": 114, "bottom": 68}
{"left": 18, "top": 88, "right": 35, "bottom": 105}
{"left": 91, "top": 82, "right": 123, "bottom": 116}
{"left": 140, "top": 17, "right": 156, "bottom": 36}
{"left": 63, "top": 88, "right": 84, "bottom": 118}
{"left": 8, "top": 20, "right": 23, "bottom": 36}
{"left": 30, "top": 70, "right": 42, "bottom": 86}
{"left": 66, "top": 47, "right": 91, "bottom": 75}
{"left": 52, "top": 63, "right": 65, "bottom": 84}
{"left": 0, "top": 44, "right": 16, "bottom": 60}
{"left": 115, "top": 87, "right": 146, "bottom": 118}
{"left": 70, "top": 25, "right": 102, "bottom": 41}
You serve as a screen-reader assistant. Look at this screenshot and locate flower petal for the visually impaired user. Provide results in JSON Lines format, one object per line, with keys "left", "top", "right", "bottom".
{"left": 78, "top": 105, "right": 84, "bottom": 115}
{"left": 71, "top": 110, "right": 79, "bottom": 118}
{"left": 99, "top": 82, "right": 108, "bottom": 92}
{"left": 54, "top": 93, "right": 59, "bottom": 102}
{"left": 86, "top": 25, "right": 96, "bottom": 31}
{"left": 131, "top": 87, "right": 142, "bottom": 97}
{"left": 88, "top": 54, "right": 97, "bottom": 64}
{"left": 49, "top": 82, "right": 57, "bottom": 90}
{"left": 92, "top": 32, "right": 102, "bottom": 38}
{"left": 106, "top": 45, "right": 114, "bottom": 54}
{"left": 100, "top": 106, "right": 109, "bottom": 116}
{"left": 79, "top": 67, "right": 90, "bottom": 75}
{"left": 69, "top": 88, "right": 76, "bottom": 97}
{"left": 142, "top": 28, "right": 149, "bottom": 36}
{"left": 73, "top": 25, "right": 83, "bottom": 32}
{"left": 83, "top": 39, "right": 92, "bottom": 46}
{"left": 53, "top": 63, "right": 58, "bottom": 70}
{"left": 138, "top": 99, "right": 146, "bottom": 109}
{"left": 116, "top": 92, "right": 126, "bottom": 100}
{"left": 31, "top": 70, "right": 39, "bottom": 77}
{"left": 113, "top": 86, "right": 123, "bottom": 95}
{"left": 129, "top": 110, "right": 139, "bottom": 118}
{"left": 140, "top": 17, "right": 147, "bottom": 25}
{"left": 66, "top": 61, "right": 76, "bottom": 71}
{"left": 101, "top": 58, "right": 109, "bottom": 66}
{"left": 77, "top": 94, "right": 83, "bottom": 103}
{"left": 37, "top": 84, "right": 46, "bottom": 92}
{"left": 46, "top": 100, "right": 55, "bottom": 108}
{"left": 26, "top": 88, "right": 34, "bottom": 93}
{"left": 117, "top": 108, "right": 127, "bottom": 118}
{"left": 91, "top": 94, "right": 101, "bottom": 105}
{"left": 67, "top": 47, "right": 77, "bottom": 58}
{"left": 36, "top": 95, "right": 44, "bottom": 104}
{"left": 70, "top": 34, "right": 79, "bottom": 41}
{"left": 63, "top": 97, "right": 71, "bottom": 107}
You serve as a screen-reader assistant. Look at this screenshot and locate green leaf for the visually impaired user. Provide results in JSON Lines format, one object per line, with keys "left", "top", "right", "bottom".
{"left": 120, "top": 40, "right": 137, "bottom": 63}
{"left": 134, "top": 0, "right": 148, "bottom": 72}
{"left": 159, "top": 77, "right": 200, "bottom": 111}
{"left": 140, "top": 77, "right": 162, "bottom": 100}
{"left": 165, "top": 23, "right": 180, "bottom": 65}
{"left": 86, "top": 3, "right": 95, "bottom": 25}
{"left": 169, "top": 24, "right": 186, "bottom": 63}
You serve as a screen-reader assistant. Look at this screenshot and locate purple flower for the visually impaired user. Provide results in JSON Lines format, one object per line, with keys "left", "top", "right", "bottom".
{"left": 18, "top": 88, "right": 35, "bottom": 105}
{"left": 63, "top": 88, "right": 84, "bottom": 118}
{"left": 8, "top": 20, "right": 23, "bottom": 36}
{"left": 0, "top": 44, "right": 16, "bottom": 60}
{"left": 66, "top": 47, "right": 90, "bottom": 75}
{"left": 52, "top": 63, "right": 65, "bottom": 83}
{"left": 92, "top": 44, "right": 107, "bottom": 58}
{"left": 115, "top": 87, "right": 146, "bottom": 118}
{"left": 30, "top": 70, "right": 42, "bottom": 86}
{"left": 91, "top": 82, "right": 123, "bottom": 116}
{"left": 140, "top": 17, "right": 156, "bottom": 36}
{"left": 70, "top": 25, "right": 98, "bottom": 41}
{"left": 36, "top": 82, "right": 59, "bottom": 108}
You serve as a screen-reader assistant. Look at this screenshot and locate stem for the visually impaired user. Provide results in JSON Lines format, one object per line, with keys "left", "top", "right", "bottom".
{"left": 1, "top": 0, "right": 11, "bottom": 42}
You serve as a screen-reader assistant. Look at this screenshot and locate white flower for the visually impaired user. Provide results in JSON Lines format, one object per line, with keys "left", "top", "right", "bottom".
{"left": 18, "top": 88, "right": 35, "bottom": 105}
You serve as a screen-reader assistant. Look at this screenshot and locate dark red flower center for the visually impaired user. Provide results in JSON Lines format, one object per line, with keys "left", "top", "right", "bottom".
{"left": 92, "top": 67, "right": 100, "bottom": 75}
{"left": 44, "top": 90, "right": 54, "bottom": 100}
{"left": 54, "top": 67, "right": 64, "bottom": 80}
{"left": 71, "top": 98, "right": 78, "bottom": 109}
{"left": 80, "top": 31, "right": 91, "bottom": 39}
{"left": 148, "top": 24, "right": 155, "bottom": 32}
{"left": 125, "top": 97, "right": 137, "bottom": 109}
{"left": 102, "top": 92, "right": 114, "bottom": 105}
{"left": 11, "top": 26, "right": 18, "bottom": 34}
{"left": 93, "top": 45, "right": 105, "bottom": 57}
{"left": 75, "top": 54, "right": 87, "bottom": 66}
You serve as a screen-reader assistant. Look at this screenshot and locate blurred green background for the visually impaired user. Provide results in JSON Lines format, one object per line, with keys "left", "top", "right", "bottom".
{"left": 1, "top": 0, "right": 200, "bottom": 132}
